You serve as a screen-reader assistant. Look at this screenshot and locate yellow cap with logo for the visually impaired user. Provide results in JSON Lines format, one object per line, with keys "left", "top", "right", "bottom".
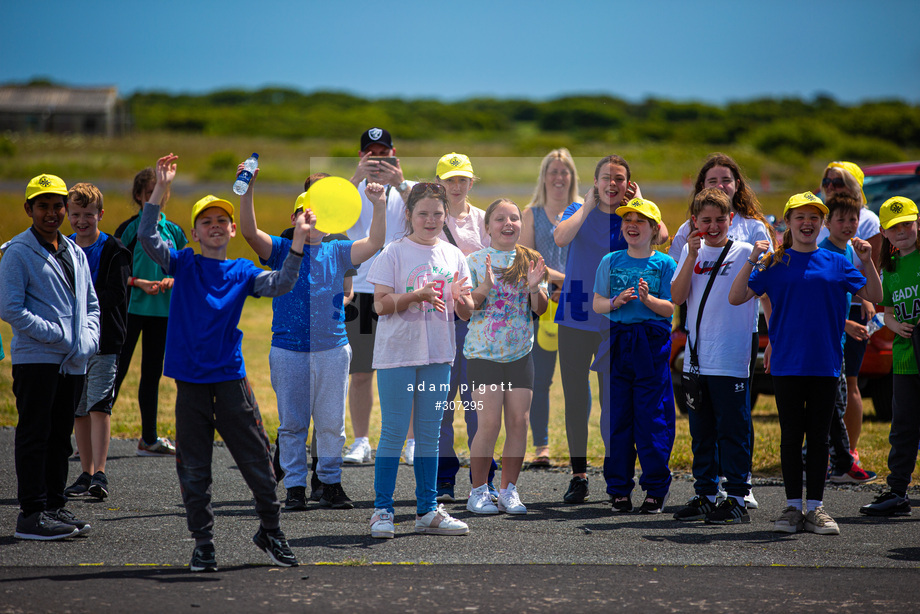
{"left": 25, "top": 174, "right": 68, "bottom": 200}
{"left": 616, "top": 198, "right": 662, "bottom": 225}
{"left": 879, "top": 196, "right": 918, "bottom": 230}
{"left": 191, "top": 195, "right": 234, "bottom": 228}
{"left": 783, "top": 191, "right": 828, "bottom": 216}
{"left": 436, "top": 153, "right": 474, "bottom": 180}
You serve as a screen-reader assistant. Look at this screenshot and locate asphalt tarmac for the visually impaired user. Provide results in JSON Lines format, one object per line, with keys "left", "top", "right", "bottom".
{"left": 1, "top": 429, "right": 918, "bottom": 612}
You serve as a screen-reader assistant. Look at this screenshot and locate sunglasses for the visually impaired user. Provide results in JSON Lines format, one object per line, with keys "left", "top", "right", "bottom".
{"left": 821, "top": 177, "right": 846, "bottom": 189}
{"left": 409, "top": 182, "right": 447, "bottom": 195}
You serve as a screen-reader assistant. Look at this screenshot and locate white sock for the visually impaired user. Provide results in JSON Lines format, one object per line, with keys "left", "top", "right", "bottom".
{"left": 806, "top": 499, "right": 822, "bottom": 512}
{"left": 786, "top": 499, "right": 803, "bottom": 510}
{"left": 705, "top": 495, "right": 717, "bottom": 503}
{"left": 731, "top": 495, "right": 745, "bottom": 507}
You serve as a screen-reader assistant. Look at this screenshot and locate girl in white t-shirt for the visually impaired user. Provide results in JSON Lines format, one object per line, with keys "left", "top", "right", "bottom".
{"left": 670, "top": 188, "right": 758, "bottom": 525}
{"left": 464, "top": 199, "right": 548, "bottom": 515}
{"left": 365, "top": 183, "right": 474, "bottom": 538}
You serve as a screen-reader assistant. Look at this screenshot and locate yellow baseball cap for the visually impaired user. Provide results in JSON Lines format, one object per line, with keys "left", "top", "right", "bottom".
{"left": 826, "top": 161, "right": 868, "bottom": 206}
{"left": 616, "top": 198, "right": 662, "bottom": 225}
{"left": 25, "top": 174, "right": 68, "bottom": 200}
{"left": 879, "top": 196, "right": 918, "bottom": 230}
{"left": 436, "top": 153, "right": 474, "bottom": 180}
{"left": 783, "top": 191, "right": 828, "bottom": 216}
{"left": 191, "top": 195, "right": 234, "bottom": 228}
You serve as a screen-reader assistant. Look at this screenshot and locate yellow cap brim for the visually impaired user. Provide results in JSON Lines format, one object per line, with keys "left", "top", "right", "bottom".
{"left": 882, "top": 213, "right": 919, "bottom": 230}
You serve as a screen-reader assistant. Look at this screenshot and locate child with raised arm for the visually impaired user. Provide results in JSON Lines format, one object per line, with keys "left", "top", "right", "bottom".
{"left": 139, "top": 154, "right": 307, "bottom": 571}
{"left": 63, "top": 183, "right": 131, "bottom": 500}
{"left": 729, "top": 192, "right": 881, "bottom": 536}
{"left": 670, "top": 188, "right": 757, "bottom": 524}
{"left": 592, "top": 198, "right": 677, "bottom": 514}
{"left": 464, "top": 199, "right": 547, "bottom": 515}
{"left": 238, "top": 163, "right": 387, "bottom": 512}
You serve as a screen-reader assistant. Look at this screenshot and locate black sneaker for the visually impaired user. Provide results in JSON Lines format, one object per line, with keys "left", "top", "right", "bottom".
{"left": 285, "top": 486, "right": 308, "bottom": 511}
{"left": 318, "top": 482, "right": 354, "bottom": 510}
{"left": 309, "top": 472, "right": 324, "bottom": 502}
{"left": 860, "top": 491, "right": 912, "bottom": 517}
{"left": 88, "top": 471, "right": 108, "bottom": 499}
{"left": 673, "top": 496, "right": 716, "bottom": 521}
{"left": 252, "top": 527, "right": 298, "bottom": 567}
{"left": 563, "top": 476, "right": 589, "bottom": 504}
{"left": 190, "top": 543, "right": 218, "bottom": 572}
{"left": 705, "top": 498, "right": 751, "bottom": 524}
{"left": 47, "top": 508, "right": 91, "bottom": 535}
{"left": 611, "top": 496, "right": 633, "bottom": 513}
{"left": 436, "top": 482, "right": 456, "bottom": 503}
{"left": 64, "top": 472, "right": 92, "bottom": 497}
{"left": 14, "top": 511, "right": 78, "bottom": 541}
{"left": 639, "top": 494, "right": 668, "bottom": 514}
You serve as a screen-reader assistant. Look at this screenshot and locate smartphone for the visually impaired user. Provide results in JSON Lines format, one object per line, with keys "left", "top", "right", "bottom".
{"left": 368, "top": 156, "right": 398, "bottom": 167}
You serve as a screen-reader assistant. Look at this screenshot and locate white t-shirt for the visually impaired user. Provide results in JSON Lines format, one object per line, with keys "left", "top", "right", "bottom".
{"left": 675, "top": 240, "right": 758, "bottom": 379}
{"left": 816, "top": 207, "right": 881, "bottom": 245}
{"left": 366, "top": 237, "right": 471, "bottom": 369}
{"left": 669, "top": 215, "right": 772, "bottom": 262}
{"left": 348, "top": 179, "right": 416, "bottom": 294}
{"left": 439, "top": 204, "right": 490, "bottom": 256}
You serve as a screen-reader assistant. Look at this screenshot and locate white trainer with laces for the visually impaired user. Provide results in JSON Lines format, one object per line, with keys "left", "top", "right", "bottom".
{"left": 466, "top": 484, "right": 499, "bottom": 514}
{"left": 402, "top": 439, "right": 415, "bottom": 466}
{"left": 744, "top": 490, "right": 759, "bottom": 509}
{"left": 497, "top": 483, "right": 527, "bottom": 514}
{"left": 370, "top": 508, "right": 395, "bottom": 539}
{"left": 416, "top": 504, "right": 469, "bottom": 535}
{"left": 343, "top": 438, "right": 371, "bottom": 464}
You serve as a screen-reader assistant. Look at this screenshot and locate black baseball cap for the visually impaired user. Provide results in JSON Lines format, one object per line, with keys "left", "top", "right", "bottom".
{"left": 360, "top": 127, "right": 393, "bottom": 151}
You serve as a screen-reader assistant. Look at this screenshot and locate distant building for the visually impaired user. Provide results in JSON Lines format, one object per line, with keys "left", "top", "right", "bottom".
{"left": 0, "top": 85, "right": 126, "bottom": 137}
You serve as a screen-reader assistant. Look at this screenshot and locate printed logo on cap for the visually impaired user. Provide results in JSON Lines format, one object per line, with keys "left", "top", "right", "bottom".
{"left": 804, "top": 192, "right": 818, "bottom": 202}
{"left": 368, "top": 128, "right": 383, "bottom": 141}
{"left": 38, "top": 176, "right": 52, "bottom": 188}
{"left": 891, "top": 201, "right": 904, "bottom": 214}
{"left": 449, "top": 156, "right": 461, "bottom": 167}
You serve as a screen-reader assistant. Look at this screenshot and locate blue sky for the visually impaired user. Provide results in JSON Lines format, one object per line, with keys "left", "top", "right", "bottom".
{"left": 4, "top": 0, "right": 919, "bottom": 104}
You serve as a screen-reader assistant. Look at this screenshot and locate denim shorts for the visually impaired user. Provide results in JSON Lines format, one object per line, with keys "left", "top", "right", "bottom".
{"left": 75, "top": 353, "right": 119, "bottom": 416}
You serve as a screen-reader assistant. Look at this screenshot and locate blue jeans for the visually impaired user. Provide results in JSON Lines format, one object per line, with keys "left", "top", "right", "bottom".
{"left": 375, "top": 363, "right": 450, "bottom": 515}
{"left": 689, "top": 375, "right": 752, "bottom": 498}
{"left": 437, "top": 319, "right": 496, "bottom": 486}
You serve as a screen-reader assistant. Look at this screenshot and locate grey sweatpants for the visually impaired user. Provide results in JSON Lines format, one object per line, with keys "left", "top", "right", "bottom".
{"left": 174, "top": 378, "right": 280, "bottom": 541}
{"left": 271, "top": 344, "right": 351, "bottom": 488}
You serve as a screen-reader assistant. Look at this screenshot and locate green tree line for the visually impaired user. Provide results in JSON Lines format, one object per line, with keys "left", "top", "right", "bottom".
{"left": 127, "top": 88, "right": 920, "bottom": 161}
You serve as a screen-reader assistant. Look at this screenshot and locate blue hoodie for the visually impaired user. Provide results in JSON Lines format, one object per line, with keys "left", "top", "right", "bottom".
{"left": 0, "top": 228, "right": 100, "bottom": 374}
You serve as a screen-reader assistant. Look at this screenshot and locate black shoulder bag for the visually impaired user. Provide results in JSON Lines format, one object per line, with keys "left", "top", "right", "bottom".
{"left": 682, "top": 240, "right": 732, "bottom": 412}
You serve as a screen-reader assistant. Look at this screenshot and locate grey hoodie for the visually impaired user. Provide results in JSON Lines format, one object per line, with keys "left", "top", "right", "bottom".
{"left": 0, "top": 228, "right": 100, "bottom": 374}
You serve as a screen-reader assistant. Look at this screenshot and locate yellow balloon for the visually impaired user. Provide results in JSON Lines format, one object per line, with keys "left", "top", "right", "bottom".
{"left": 295, "top": 176, "right": 362, "bottom": 235}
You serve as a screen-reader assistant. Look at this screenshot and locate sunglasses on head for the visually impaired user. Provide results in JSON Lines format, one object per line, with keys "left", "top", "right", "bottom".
{"left": 822, "top": 177, "right": 846, "bottom": 189}
{"left": 410, "top": 182, "right": 446, "bottom": 195}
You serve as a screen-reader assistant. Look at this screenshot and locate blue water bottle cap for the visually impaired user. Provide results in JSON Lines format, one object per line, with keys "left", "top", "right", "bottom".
{"left": 250, "top": 153, "right": 259, "bottom": 159}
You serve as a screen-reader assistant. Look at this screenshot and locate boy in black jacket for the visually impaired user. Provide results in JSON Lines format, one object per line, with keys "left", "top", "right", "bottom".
{"left": 64, "top": 183, "right": 131, "bottom": 500}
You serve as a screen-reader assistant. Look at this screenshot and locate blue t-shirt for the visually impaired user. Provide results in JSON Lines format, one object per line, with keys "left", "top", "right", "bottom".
{"left": 70, "top": 232, "right": 108, "bottom": 284}
{"left": 263, "top": 235, "right": 354, "bottom": 353}
{"left": 163, "top": 248, "right": 265, "bottom": 384}
{"left": 748, "top": 248, "right": 865, "bottom": 377}
{"left": 555, "top": 203, "right": 628, "bottom": 331}
{"left": 819, "top": 238, "right": 857, "bottom": 350}
{"left": 594, "top": 250, "right": 676, "bottom": 326}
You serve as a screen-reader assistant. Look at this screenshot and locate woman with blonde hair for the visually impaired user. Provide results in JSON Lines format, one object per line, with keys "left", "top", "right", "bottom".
{"left": 519, "top": 148, "right": 581, "bottom": 465}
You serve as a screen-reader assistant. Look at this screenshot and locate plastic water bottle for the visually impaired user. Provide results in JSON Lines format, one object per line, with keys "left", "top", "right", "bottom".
{"left": 232, "top": 153, "right": 259, "bottom": 195}
{"left": 866, "top": 313, "right": 884, "bottom": 336}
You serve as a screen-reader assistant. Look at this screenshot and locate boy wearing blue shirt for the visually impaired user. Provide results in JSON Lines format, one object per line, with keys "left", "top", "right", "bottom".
{"left": 138, "top": 155, "right": 308, "bottom": 572}
{"left": 239, "top": 168, "right": 386, "bottom": 512}
{"left": 0, "top": 174, "right": 99, "bottom": 540}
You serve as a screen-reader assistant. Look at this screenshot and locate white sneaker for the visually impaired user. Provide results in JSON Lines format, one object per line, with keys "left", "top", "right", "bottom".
{"left": 370, "top": 508, "right": 395, "bottom": 539}
{"left": 745, "top": 489, "right": 759, "bottom": 509}
{"left": 415, "top": 504, "right": 469, "bottom": 535}
{"left": 466, "top": 484, "right": 499, "bottom": 515}
{"left": 402, "top": 439, "right": 415, "bottom": 466}
{"left": 343, "top": 438, "right": 371, "bottom": 464}
{"left": 497, "top": 483, "right": 527, "bottom": 514}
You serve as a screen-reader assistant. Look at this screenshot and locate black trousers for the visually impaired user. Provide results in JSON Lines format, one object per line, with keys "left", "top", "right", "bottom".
{"left": 13, "top": 364, "right": 84, "bottom": 515}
